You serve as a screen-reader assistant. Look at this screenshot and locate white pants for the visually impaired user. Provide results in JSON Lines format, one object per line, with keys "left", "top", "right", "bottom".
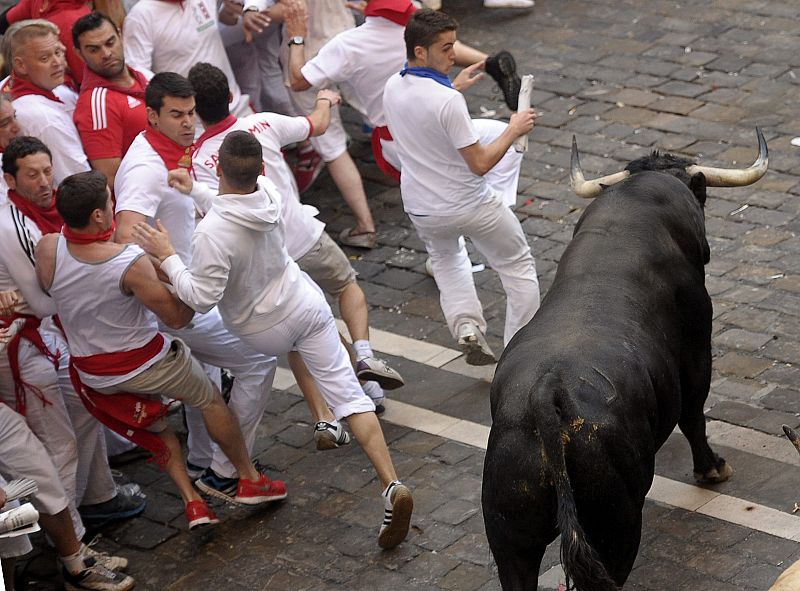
{"left": 240, "top": 277, "right": 375, "bottom": 421}
{"left": 383, "top": 118, "right": 523, "bottom": 207}
{"left": 0, "top": 404, "right": 72, "bottom": 521}
{"left": 162, "top": 308, "right": 277, "bottom": 479}
{"left": 410, "top": 195, "right": 540, "bottom": 345}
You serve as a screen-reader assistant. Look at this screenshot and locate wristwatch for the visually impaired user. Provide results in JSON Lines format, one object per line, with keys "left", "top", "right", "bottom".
{"left": 288, "top": 36, "right": 305, "bottom": 46}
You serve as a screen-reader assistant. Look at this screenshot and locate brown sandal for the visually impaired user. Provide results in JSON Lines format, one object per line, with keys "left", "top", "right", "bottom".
{"left": 339, "top": 227, "right": 377, "bottom": 249}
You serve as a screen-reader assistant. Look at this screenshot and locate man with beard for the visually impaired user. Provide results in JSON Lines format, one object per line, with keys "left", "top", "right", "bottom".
{"left": 72, "top": 12, "right": 151, "bottom": 190}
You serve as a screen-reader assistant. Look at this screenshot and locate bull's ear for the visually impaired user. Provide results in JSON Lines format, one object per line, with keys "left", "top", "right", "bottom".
{"left": 689, "top": 172, "right": 707, "bottom": 205}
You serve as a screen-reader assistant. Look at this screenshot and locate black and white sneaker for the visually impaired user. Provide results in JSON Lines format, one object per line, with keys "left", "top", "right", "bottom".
{"left": 314, "top": 421, "right": 352, "bottom": 451}
{"left": 378, "top": 481, "right": 413, "bottom": 550}
{"left": 62, "top": 557, "right": 135, "bottom": 591}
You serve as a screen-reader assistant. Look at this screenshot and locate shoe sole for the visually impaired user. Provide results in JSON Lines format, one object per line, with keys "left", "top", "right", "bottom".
{"left": 378, "top": 487, "right": 413, "bottom": 550}
{"left": 65, "top": 581, "right": 135, "bottom": 591}
{"left": 195, "top": 479, "right": 237, "bottom": 503}
{"left": 315, "top": 431, "right": 348, "bottom": 451}
{"left": 458, "top": 337, "right": 496, "bottom": 366}
{"left": 486, "top": 52, "right": 521, "bottom": 110}
{"left": 356, "top": 369, "right": 405, "bottom": 390}
{"left": 188, "top": 516, "right": 220, "bottom": 530}
{"left": 233, "top": 492, "right": 288, "bottom": 505}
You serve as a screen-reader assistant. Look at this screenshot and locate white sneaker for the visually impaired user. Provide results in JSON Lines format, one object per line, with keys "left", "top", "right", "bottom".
{"left": 314, "top": 421, "right": 352, "bottom": 451}
{"left": 483, "top": 0, "right": 533, "bottom": 7}
{"left": 456, "top": 321, "right": 497, "bottom": 366}
{"left": 378, "top": 481, "right": 413, "bottom": 549}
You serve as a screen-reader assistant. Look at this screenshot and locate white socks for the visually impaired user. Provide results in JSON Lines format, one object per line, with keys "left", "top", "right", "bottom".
{"left": 353, "top": 339, "right": 374, "bottom": 361}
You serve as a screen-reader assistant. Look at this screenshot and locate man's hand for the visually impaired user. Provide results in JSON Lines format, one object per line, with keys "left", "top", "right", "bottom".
{"left": 344, "top": 0, "right": 366, "bottom": 12}
{"left": 243, "top": 9, "right": 271, "bottom": 43}
{"left": 219, "top": 0, "right": 243, "bottom": 24}
{"left": 0, "top": 290, "right": 23, "bottom": 317}
{"left": 283, "top": 0, "right": 308, "bottom": 37}
{"left": 168, "top": 168, "right": 194, "bottom": 195}
{"left": 316, "top": 89, "right": 341, "bottom": 107}
{"left": 508, "top": 107, "right": 537, "bottom": 138}
{"left": 132, "top": 220, "right": 177, "bottom": 263}
{"left": 453, "top": 61, "right": 485, "bottom": 93}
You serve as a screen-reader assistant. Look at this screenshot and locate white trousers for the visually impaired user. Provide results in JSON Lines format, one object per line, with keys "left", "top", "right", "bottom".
{"left": 0, "top": 404, "right": 71, "bottom": 520}
{"left": 410, "top": 195, "right": 540, "bottom": 345}
{"left": 239, "top": 277, "right": 375, "bottom": 421}
{"left": 162, "top": 307, "right": 277, "bottom": 479}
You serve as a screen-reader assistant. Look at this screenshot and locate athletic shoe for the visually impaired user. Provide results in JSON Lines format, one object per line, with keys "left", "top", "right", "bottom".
{"left": 378, "top": 481, "right": 413, "bottom": 550}
{"left": 362, "top": 380, "right": 385, "bottom": 408}
{"left": 83, "top": 539, "right": 128, "bottom": 571}
{"left": 356, "top": 357, "right": 405, "bottom": 390}
{"left": 456, "top": 321, "right": 496, "bottom": 366}
{"left": 339, "top": 227, "right": 377, "bottom": 249}
{"left": 196, "top": 468, "right": 239, "bottom": 503}
{"left": 78, "top": 488, "right": 146, "bottom": 523}
{"left": 234, "top": 473, "right": 288, "bottom": 505}
{"left": 483, "top": 0, "right": 533, "bottom": 7}
{"left": 314, "top": 421, "right": 352, "bottom": 451}
{"left": 185, "top": 499, "right": 220, "bottom": 530}
{"left": 424, "top": 257, "right": 434, "bottom": 278}
{"left": 292, "top": 147, "right": 323, "bottom": 193}
{"left": 485, "top": 50, "right": 522, "bottom": 111}
{"left": 62, "top": 558, "right": 135, "bottom": 591}
{"left": 186, "top": 461, "right": 207, "bottom": 481}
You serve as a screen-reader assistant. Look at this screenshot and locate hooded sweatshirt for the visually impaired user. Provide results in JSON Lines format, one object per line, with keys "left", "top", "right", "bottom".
{"left": 161, "top": 177, "right": 306, "bottom": 335}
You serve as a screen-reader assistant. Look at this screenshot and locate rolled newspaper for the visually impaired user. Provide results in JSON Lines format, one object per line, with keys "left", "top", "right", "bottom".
{"left": 0, "top": 502, "right": 40, "bottom": 538}
{"left": 513, "top": 74, "right": 535, "bottom": 154}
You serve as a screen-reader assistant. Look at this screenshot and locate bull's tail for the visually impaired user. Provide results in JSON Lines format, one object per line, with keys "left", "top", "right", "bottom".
{"left": 533, "top": 379, "right": 620, "bottom": 591}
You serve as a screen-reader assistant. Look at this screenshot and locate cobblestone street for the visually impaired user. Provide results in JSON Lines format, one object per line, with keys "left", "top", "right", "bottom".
{"left": 15, "top": 0, "right": 800, "bottom": 589}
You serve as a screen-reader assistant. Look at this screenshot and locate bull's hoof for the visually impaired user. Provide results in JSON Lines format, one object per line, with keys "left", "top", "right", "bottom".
{"left": 694, "top": 461, "right": 734, "bottom": 484}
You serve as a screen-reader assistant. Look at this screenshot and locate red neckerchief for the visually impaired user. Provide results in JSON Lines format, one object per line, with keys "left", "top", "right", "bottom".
{"left": 194, "top": 114, "right": 237, "bottom": 154}
{"left": 364, "top": 0, "right": 416, "bottom": 25}
{"left": 7, "top": 73, "right": 63, "bottom": 104}
{"left": 7, "top": 189, "right": 62, "bottom": 234}
{"left": 63, "top": 220, "right": 116, "bottom": 244}
{"left": 80, "top": 66, "right": 148, "bottom": 100}
{"left": 143, "top": 126, "right": 194, "bottom": 171}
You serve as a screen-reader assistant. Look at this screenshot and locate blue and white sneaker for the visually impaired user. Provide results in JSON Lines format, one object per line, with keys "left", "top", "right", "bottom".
{"left": 195, "top": 468, "right": 238, "bottom": 503}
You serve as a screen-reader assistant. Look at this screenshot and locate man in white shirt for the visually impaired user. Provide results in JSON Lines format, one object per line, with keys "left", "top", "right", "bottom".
{"left": 122, "top": 0, "right": 253, "bottom": 117}
{"left": 114, "top": 72, "right": 278, "bottom": 494}
{"left": 133, "top": 131, "right": 414, "bottom": 550}
{"left": 2, "top": 19, "right": 90, "bottom": 185}
{"left": 383, "top": 9, "right": 540, "bottom": 364}
{"left": 0, "top": 94, "right": 22, "bottom": 205}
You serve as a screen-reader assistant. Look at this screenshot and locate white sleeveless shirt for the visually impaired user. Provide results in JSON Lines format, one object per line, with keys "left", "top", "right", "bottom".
{"left": 49, "top": 235, "right": 170, "bottom": 387}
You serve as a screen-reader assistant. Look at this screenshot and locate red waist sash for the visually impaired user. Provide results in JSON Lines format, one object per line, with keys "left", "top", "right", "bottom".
{"left": 371, "top": 126, "right": 401, "bottom": 183}
{"left": 1, "top": 314, "right": 58, "bottom": 415}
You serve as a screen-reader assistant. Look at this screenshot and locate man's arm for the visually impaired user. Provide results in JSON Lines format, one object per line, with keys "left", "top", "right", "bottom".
{"left": 89, "top": 158, "right": 121, "bottom": 191}
{"left": 306, "top": 90, "right": 340, "bottom": 137}
{"left": 33, "top": 233, "right": 57, "bottom": 292}
{"left": 284, "top": 0, "right": 311, "bottom": 91}
{"left": 122, "top": 254, "right": 195, "bottom": 329}
{"left": 457, "top": 108, "right": 537, "bottom": 176}
{"left": 115, "top": 210, "right": 148, "bottom": 245}
{"left": 6, "top": 235, "right": 57, "bottom": 318}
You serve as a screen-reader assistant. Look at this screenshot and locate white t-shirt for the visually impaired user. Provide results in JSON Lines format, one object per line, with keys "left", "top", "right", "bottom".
{"left": 115, "top": 133, "right": 196, "bottom": 264}
{"left": 12, "top": 87, "right": 90, "bottom": 185}
{"left": 123, "top": 0, "right": 250, "bottom": 116}
{"left": 383, "top": 73, "right": 492, "bottom": 216}
{"left": 192, "top": 113, "right": 324, "bottom": 259}
{"left": 300, "top": 16, "right": 405, "bottom": 127}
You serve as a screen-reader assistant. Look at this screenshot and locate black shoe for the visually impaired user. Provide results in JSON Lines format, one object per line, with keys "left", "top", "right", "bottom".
{"left": 79, "top": 489, "right": 146, "bottom": 523}
{"left": 485, "top": 50, "right": 521, "bottom": 111}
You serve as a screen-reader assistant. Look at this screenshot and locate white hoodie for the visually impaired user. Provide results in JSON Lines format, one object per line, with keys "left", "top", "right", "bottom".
{"left": 161, "top": 179, "right": 310, "bottom": 335}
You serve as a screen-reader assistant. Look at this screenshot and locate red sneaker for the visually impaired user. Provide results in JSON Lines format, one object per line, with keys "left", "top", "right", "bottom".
{"left": 292, "top": 147, "right": 323, "bottom": 193}
{"left": 234, "top": 473, "right": 287, "bottom": 505}
{"left": 185, "top": 499, "right": 219, "bottom": 530}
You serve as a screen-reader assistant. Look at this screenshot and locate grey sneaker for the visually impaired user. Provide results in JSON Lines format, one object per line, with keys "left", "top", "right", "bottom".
{"left": 457, "top": 322, "right": 496, "bottom": 366}
{"left": 62, "top": 558, "right": 135, "bottom": 591}
{"left": 314, "top": 421, "right": 352, "bottom": 451}
{"left": 378, "top": 481, "right": 413, "bottom": 550}
{"left": 83, "top": 539, "right": 128, "bottom": 571}
{"left": 356, "top": 357, "right": 405, "bottom": 390}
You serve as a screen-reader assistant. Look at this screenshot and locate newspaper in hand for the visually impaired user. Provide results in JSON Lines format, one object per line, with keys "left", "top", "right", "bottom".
{"left": 2, "top": 478, "right": 38, "bottom": 504}
{"left": 513, "top": 75, "right": 535, "bottom": 154}
{"left": 0, "top": 502, "right": 40, "bottom": 538}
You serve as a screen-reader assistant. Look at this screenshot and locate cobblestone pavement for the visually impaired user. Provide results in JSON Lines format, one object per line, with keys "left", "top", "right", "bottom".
{"left": 13, "top": 0, "right": 800, "bottom": 589}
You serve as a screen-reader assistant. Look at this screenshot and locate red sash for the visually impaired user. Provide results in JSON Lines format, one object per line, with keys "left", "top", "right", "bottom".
{"left": 68, "top": 334, "right": 173, "bottom": 466}
{"left": 364, "top": 0, "right": 416, "bottom": 26}
{"left": 1, "top": 314, "right": 58, "bottom": 415}
{"left": 371, "top": 126, "right": 400, "bottom": 183}
{"left": 143, "top": 127, "right": 194, "bottom": 172}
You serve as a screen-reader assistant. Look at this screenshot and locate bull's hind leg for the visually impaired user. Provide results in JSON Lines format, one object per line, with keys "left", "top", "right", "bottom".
{"left": 678, "top": 349, "right": 733, "bottom": 483}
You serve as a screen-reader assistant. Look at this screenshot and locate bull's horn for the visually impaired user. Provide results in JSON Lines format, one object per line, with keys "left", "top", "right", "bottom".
{"left": 782, "top": 425, "right": 800, "bottom": 455}
{"left": 570, "top": 135, "right": 630, "bottom": 198}
{"left": 685, "top": 128, "right": 768, "bottom": 187}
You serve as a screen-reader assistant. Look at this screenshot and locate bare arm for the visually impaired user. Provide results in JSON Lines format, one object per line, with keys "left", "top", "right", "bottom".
{"left": 115, "top": 210, "right": 147, "bottom": 245}
{"left": 34, "top": 233, "right": 58, "bottom": 292}
{"left": 122, "top": 255, "right": 195, "bottom": 329}
{"left": 89, "top": 158, "right": 121, "bottom": 192}
{"left": 457, "top": 109, "right": 537, "bottom": 176}
{"left": 284, "top": 0, "right": 311, "bottom": 91}
{"left": 306, "top": 90, "right": 341, "bottom": 136}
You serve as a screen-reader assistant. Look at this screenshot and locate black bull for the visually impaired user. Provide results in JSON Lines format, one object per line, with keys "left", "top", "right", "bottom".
{"left": 482, "top": 137, "right": 767, "bottom": 590}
